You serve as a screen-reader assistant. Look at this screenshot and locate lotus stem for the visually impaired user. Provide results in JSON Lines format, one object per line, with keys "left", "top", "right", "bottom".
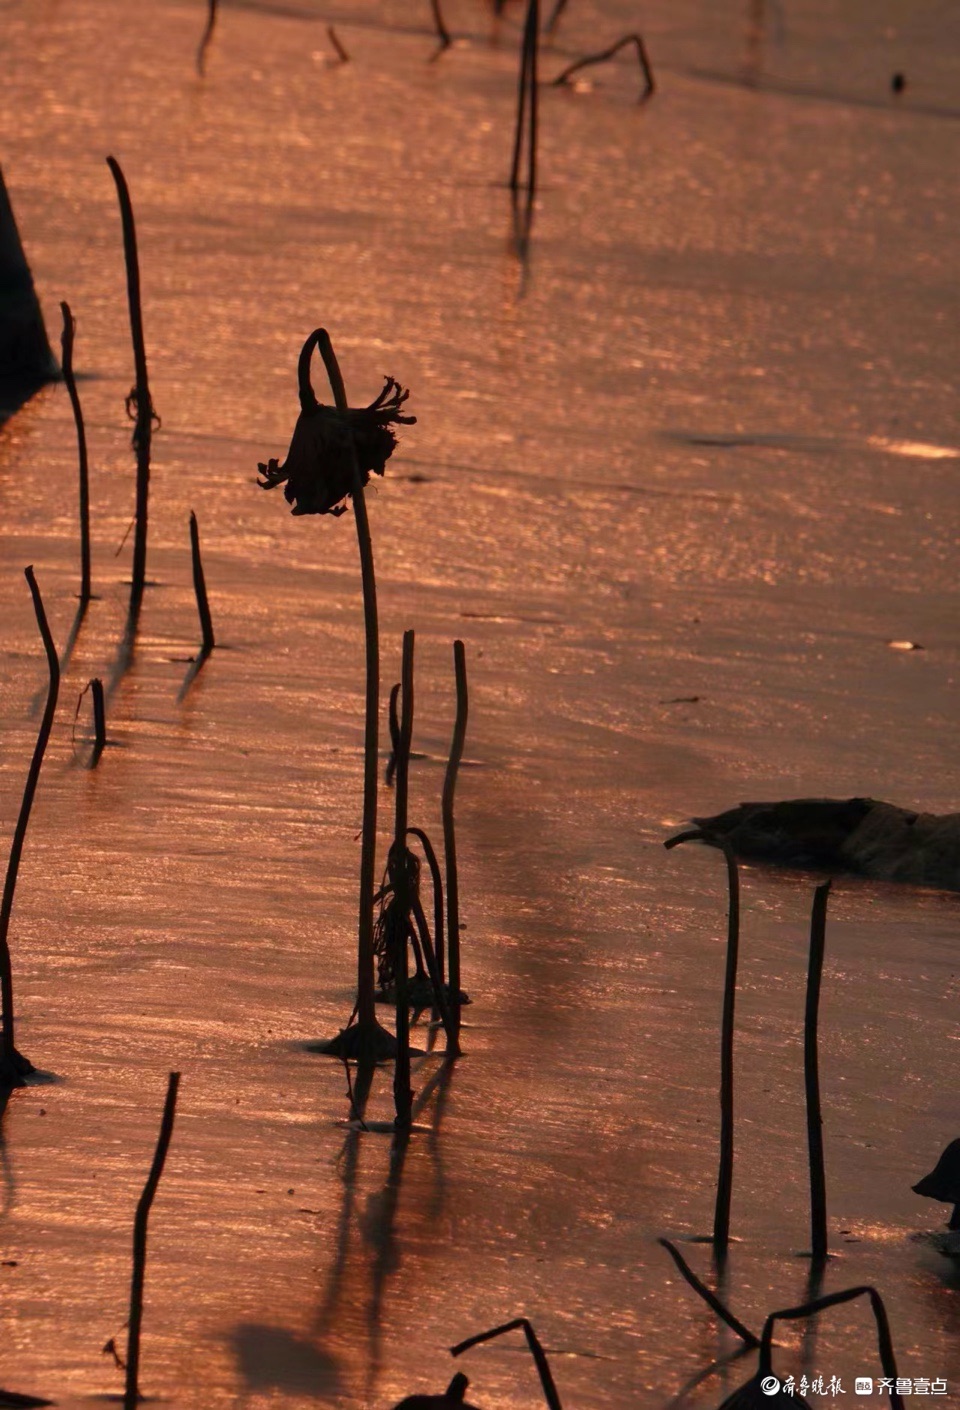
{"left": 544, "top": 0, "right": 568, "bottom": 33}
{"left": 386, "top": 681, "right": 401, "bottom": 786}
{"left": 510, "top": 0, "right": 540, "bottom": 198}
{"left": 59, "top": 302, "right": 91, "bottom": 604}
{"left": 664, "top": 828, "right": 740, "bottom": 1254}
{"left": 0, "top": 568, "right": 59, "bottom": 1086}
{"left": 124, "top": 1071, "right": 180, "bottom": 1410}
{"left": 407, "top": 826, "right": 444, "bottom": 981}
{"left": 311, "top": 329, "right": 393, "bottom": 1061}
{"left": 429, "top": 0, "right": 452, "bottom": 59}
{"left": 442, "top": 640, "right": 468, "bottom": 1055}
{"left": 106, "top": 157, "right": 154, "bottom": 618}
{"left": 758, "top": 1286, "right": 902, "bottom": 1410}
{"left": 327, "top": 25, "right": 349, "bottom": 63}
{"left": 658, "top": 1239, "right": 759, "bottom": 1346}
{"left": 410, "top": 891, "right": 457, "bottom": 1045}
{"left": 805, "top": 880, "right": 830, "bottom": 1261}
{"left": 392, "top": 630, "right": 415, "bottom": 1128}
{"left": 452, "top": 1318, "right": 563, "bottom": 1410}
{"left": 551, "top": 32, "right": 655, "bottom": 103}
{"left": 91, "top": 678, "right": 106, "bottom": 763}
{"left": 196, "top": 0, "right": 218, "bottom": 75}
{"left": 189, "top": 510, "right": 215, "bottom": 655}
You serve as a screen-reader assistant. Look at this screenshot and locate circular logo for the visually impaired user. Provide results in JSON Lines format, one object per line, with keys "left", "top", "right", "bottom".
{"left": 761, "top": 1377, "right": 781, "bottom": 1397}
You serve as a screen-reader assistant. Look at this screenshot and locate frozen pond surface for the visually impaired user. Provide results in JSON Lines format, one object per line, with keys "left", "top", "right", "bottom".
{"left": 1, "top": 0, "right": 959, "bottom": 1406}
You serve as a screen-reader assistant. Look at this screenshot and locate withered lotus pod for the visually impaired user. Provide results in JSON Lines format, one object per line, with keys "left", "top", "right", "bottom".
{"left": 913, "top": 1138, "right": 960, "bottom": 1230}
{"left": 258, "top": 331, "right": 414, "bottom": 516}
{"left": 392, "top": 1371, "right": 482, "bottom": 1410}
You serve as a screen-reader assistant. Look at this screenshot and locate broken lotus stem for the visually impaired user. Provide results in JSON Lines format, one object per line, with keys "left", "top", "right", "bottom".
{"left": 452, "top": 1318, "right": 563, "bottom": 1410}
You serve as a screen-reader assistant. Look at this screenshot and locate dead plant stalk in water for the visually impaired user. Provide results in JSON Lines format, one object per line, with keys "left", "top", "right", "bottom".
{"left": 106, "top": 156, "right": 157, "bottom": 619}
{"left": 442, "top": 640, "right": 468, "bottom": 1054}
{"left": 59, "top": 302, "right": 91, "bottom": 604}
{"left": 257, "top": 328, "right": 414, "bottom": 1063}
{"left": 664, "top": 828, "right": 740, "bottom": 1255}
{"left": 124, "top": 1072, "right": 180, "bottom": 1410}
{"left": 391, "top": 629, "right": 415, "bottom": 1126}
{"left": 0, "top": 568, "right": 59, "bottom": 1087}
{"left": 805, "top": 880, "right": 831, "bottom": 1262}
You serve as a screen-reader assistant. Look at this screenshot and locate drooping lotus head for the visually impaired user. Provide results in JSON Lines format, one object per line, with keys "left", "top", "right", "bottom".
{"left": 258, "top": 330, "right": 415, "bottom": 516}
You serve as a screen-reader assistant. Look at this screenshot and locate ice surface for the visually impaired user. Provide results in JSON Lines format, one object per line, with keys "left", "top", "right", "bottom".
{"left": 0, "top": 1, "right": 958, "bottom": 1407}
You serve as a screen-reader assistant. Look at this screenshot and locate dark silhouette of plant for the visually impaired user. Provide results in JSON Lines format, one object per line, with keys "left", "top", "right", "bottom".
{"left": 59, "top": 302, "right": 91, "bottom": 604}
{"left": 123, "top": 1072, "right": 180, "bottom": 1410}
{"left": 258, "top": 328, "right": 414, "bottom": 1064}
{"left": 717, "top": 1287, "right": 903, "bottom": 1410}
{"left": 552, "top": 33, "right": 655, "bottom": 103}
{"left": 664, "top": 828, "right": 740, "bottom": 1255}
{"left": 451, "top": 1318, "right": 563, "bottom": 1410}
{"left": 106, "top": 157, "right": 159, "bottom": 620}
{"left": 0, "top": 569, "right": 59, "bottom": 1088}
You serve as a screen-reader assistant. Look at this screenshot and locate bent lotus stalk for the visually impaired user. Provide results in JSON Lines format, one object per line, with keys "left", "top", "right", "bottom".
{"left": 0, "top": 568, "right": 60, "bottom": 1088}
{"left": 258, "top": 327, "right": 414, "bottom": 1063}
{"left": 552, "top": 32, "right": 655, "bottom": 103}
{"left": 718, "top": 1286, "right": 903, "bottom": 1410}
{"left": 452, "top": 1318, "right": 563, "bottom": 1410}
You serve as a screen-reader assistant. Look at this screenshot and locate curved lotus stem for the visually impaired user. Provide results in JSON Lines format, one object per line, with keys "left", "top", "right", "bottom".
{"left": 407, "top": 827, "right": 444, "bottom": 979}
{"left": 758, "top": 1286, "right": 902, "bottom": 1410}
{"left": 451, "top": 1318, "right": 563, "bottom": 1410}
